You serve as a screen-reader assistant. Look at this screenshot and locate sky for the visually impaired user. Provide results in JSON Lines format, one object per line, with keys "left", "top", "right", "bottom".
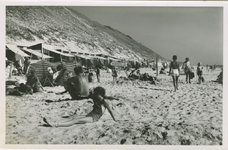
{"left": 73, "top": 7, "right": 223, "bottom": 65}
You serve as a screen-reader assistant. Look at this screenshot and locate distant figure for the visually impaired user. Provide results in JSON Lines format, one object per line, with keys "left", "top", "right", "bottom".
{"left": 197, "top": 62, "right": 203, "bottom": 84}
{"left": 88, "top": 69, "right": 94, "bottom": 83}
{"left": 210, "top": 65, "right": 213, "bottom": 72}
{"left": 59, "top": 66, "right": 90, "bottom": 100}
{"left": 95, "top": 65, "right": 100, "bottom": 83}
{"left": 43, "top": 86, "right": 117, "bottom": 127}
{"left": 26, "top": 70, "right": 43, "bottom": 93}
{"left": 169, "top": 55, "right": 180, "bottom": 92}
{"left": 23, "top": 57, "right": 31, "bottom": 75}
{"left": 206, "top": 64, "right": 209, "bottom": 72}
{"left": 182, "top": 57, "right": 191, "bottom": 83}
{"left": 112, "top": 67, "right": 118, "bottom": 83}
{"left": 160, "top": 67, "right": 166, "bottom": 74}
{"left": 15, "top": 60, "right": 23, "bottom": 75}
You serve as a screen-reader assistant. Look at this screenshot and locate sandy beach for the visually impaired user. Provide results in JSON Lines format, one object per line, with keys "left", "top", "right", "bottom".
{"left": 5, "top": 67, "right": 223, "bottom": 145}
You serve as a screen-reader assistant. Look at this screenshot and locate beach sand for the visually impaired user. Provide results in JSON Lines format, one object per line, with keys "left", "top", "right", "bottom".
{"left": 5, "top": 67, "right": 223, "bottom": 145}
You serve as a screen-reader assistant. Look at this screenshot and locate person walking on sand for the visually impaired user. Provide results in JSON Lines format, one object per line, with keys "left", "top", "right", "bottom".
{"left": 43, "top": 86, "right": 117, "bottom": 127}
{"left": 169, "top": 55, "right": 180, "bottom": 92}
{"left": 197, "top": 62, "right": 203, "bottom": 84}
{"left": 112, "top": 67, "right": 117, "bottom": 83}
{"left": 95, "top": 65, "right": 100, "bottom": 83}
{"left": 182, "top": 57, "right": 191, "bottom": 83}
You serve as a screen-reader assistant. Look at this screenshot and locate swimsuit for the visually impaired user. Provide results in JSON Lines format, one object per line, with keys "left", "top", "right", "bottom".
{"left": 172, "top": 69, "right": 179, "bottom": 76}
{"left": 86, "top": 99, "right": 104, "bottom": 122}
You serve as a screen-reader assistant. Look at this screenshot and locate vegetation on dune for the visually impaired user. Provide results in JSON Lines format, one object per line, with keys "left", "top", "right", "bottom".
{"left": 6, "top": 6, "right": 166, "bottom": 61}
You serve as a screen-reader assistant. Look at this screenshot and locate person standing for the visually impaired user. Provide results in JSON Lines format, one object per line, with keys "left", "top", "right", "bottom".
{"left": 23, "top": 57, "right": 31, "bottom": 75}
{"left": 95, "top": 65, "right": 100, "bottom": 83}
{"left": 169, "top": 55, "right": 180, "bottom": 92}
{"left": 197, "top": 62, "right": 203, "bottom": 84}
{"left": 112, "top": 67, "right": 117, "bottom": 83}
{"left": 183, "top": 57, "right": 191, "bottom": 83}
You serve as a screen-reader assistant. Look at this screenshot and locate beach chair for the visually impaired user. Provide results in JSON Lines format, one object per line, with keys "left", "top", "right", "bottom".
{"left": 43, "top": 67, "right": 67, "bottom": 86}
{"left": 42, "top": 73, "right": 54, "bottom": 87}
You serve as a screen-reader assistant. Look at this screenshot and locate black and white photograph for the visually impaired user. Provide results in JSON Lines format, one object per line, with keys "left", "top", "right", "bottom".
{"left": 2, "top": 1, "right": 227, "bottom": 149}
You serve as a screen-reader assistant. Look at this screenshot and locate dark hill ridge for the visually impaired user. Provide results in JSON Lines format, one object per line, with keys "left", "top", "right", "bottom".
{"left": 6, "top": 6, "right": 166, "bottom": 61}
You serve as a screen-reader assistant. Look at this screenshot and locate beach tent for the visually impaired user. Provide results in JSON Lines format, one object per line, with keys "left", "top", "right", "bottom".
{"left": 21, "top": 47, "right": 53, "bottom": 60}
{"left": 29, "top": 60, "right": 56, "bottom": 83}
{"left": 6, "top": 44, "right": 30, "bottom": 62}
{"left": 29, "top": 60, "right": 77, "bottom": 86}
{"left": 27, "top": 43, "right": 74, "bottom": 62}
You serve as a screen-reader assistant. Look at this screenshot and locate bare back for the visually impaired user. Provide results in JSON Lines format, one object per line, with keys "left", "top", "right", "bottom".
{"left": 170, "top": 61, "right": 179, "bottom": 69}
{"left": 66, "top": 74, "right": 90, "bottom": 99}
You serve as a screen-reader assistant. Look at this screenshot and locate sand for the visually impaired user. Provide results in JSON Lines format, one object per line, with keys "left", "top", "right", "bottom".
{"left": 5, "top": 67, "right": 223, "bottom": 145}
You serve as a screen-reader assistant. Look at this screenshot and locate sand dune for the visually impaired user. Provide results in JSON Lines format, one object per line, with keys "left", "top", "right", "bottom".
{"left": 5, "top": 68, "right": 223, "bottom": 145}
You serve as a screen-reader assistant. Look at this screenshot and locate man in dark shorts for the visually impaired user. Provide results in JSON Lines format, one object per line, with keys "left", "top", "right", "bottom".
{"left": 57, "top": 66, "right": 90, "bottom": 100}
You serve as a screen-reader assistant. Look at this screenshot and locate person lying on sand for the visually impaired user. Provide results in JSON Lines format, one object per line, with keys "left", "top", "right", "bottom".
{"left": 43, "top": 86, "right": 117, "bottom": 127}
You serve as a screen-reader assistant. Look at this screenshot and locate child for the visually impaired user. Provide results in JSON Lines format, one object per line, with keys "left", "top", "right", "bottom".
{"left": 197, "top": 62, "right": 203, "bottom": 84}
{"left": 169, "top": 55, "right": 180, "bottom": 92}
{"left": 43, "top": 86, "right": 117, "bottom": 127}
{"left": 112, "top": 67, "right": 117, "bottom": 83}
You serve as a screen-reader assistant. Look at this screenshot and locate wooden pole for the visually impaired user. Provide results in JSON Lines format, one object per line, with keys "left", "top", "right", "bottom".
{"left": 9, "top": 63, "right": 12, "bottom": 78}
{"left": 156, "top": 57, "right": 158, "bottom": 76}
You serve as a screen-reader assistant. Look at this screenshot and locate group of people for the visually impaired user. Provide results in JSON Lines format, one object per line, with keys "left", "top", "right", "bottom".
{"left": 6, "top": 57, "right": 31, "bottom": 77}
{"left": 43, "top": 65, "right": 119, "bottom": 127}
{"left": 6, "top": 69, "right": 44, "bottom": 96}
{"left": 169, "top": 55, "right": 204, "bottom": 92}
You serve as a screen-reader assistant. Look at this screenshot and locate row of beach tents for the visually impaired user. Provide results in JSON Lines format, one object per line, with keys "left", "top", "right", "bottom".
{"left": 6, "top": 43, "right": 165, "bottom": 85}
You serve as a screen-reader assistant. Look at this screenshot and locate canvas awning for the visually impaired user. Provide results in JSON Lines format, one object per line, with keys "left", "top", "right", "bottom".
{"left": 22, "top": 48, "right": 53, "bottom": 59}
{"left": 43, "top": 47, "right": 74, "bottom": 57}
{"left": 6, "top": 44, "right": 30, "bottom": 57}
{"left": 74, "top": 54, "right": 93, "bottom": 60}
{"left": 90, "top": 56, "right": 107, "bottom": 60}
{"left": 108, "top": 57, "right": 120, "bottom": 61}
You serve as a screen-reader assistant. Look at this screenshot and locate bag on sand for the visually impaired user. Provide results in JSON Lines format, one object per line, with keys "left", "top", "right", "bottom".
{"left": 189, "top": 71, "right": 195, "bottom": 79}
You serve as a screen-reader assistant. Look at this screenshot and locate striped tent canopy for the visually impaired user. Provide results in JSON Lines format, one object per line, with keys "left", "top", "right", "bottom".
{"left": 29, "top": 60, "right": 78, "bottom": 86}
{"left": 29, "top": 60, "right": 55, "bottom": 82}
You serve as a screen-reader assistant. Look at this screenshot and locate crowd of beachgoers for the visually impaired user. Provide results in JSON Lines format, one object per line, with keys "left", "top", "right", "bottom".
{"left": 5, "top": 56, "right": 223, "bottom": 145}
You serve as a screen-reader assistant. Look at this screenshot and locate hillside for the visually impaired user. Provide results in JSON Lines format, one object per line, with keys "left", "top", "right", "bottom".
{"left": 6, "top": 6, "right": 166, "bottom": 61}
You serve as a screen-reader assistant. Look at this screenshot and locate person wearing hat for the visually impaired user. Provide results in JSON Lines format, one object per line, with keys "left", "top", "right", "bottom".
{"left": 182, "top": 57, "right": 191, "bottom": 83}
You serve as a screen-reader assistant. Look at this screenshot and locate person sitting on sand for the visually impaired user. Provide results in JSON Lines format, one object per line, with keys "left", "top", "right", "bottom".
{"left": 169, "top": 55, "right": 180, "bottom": 92}
{"left": 26, "top": 70, "right": 43, "bottom": 93}
{"left": 43, "top": 86, "right": 117, "bottom": 127}
{"left": 197, "top": 62, "right": 203, "bottom": 84}
{"left": 56, "top": 66, "right": 90, "bottom": 100}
